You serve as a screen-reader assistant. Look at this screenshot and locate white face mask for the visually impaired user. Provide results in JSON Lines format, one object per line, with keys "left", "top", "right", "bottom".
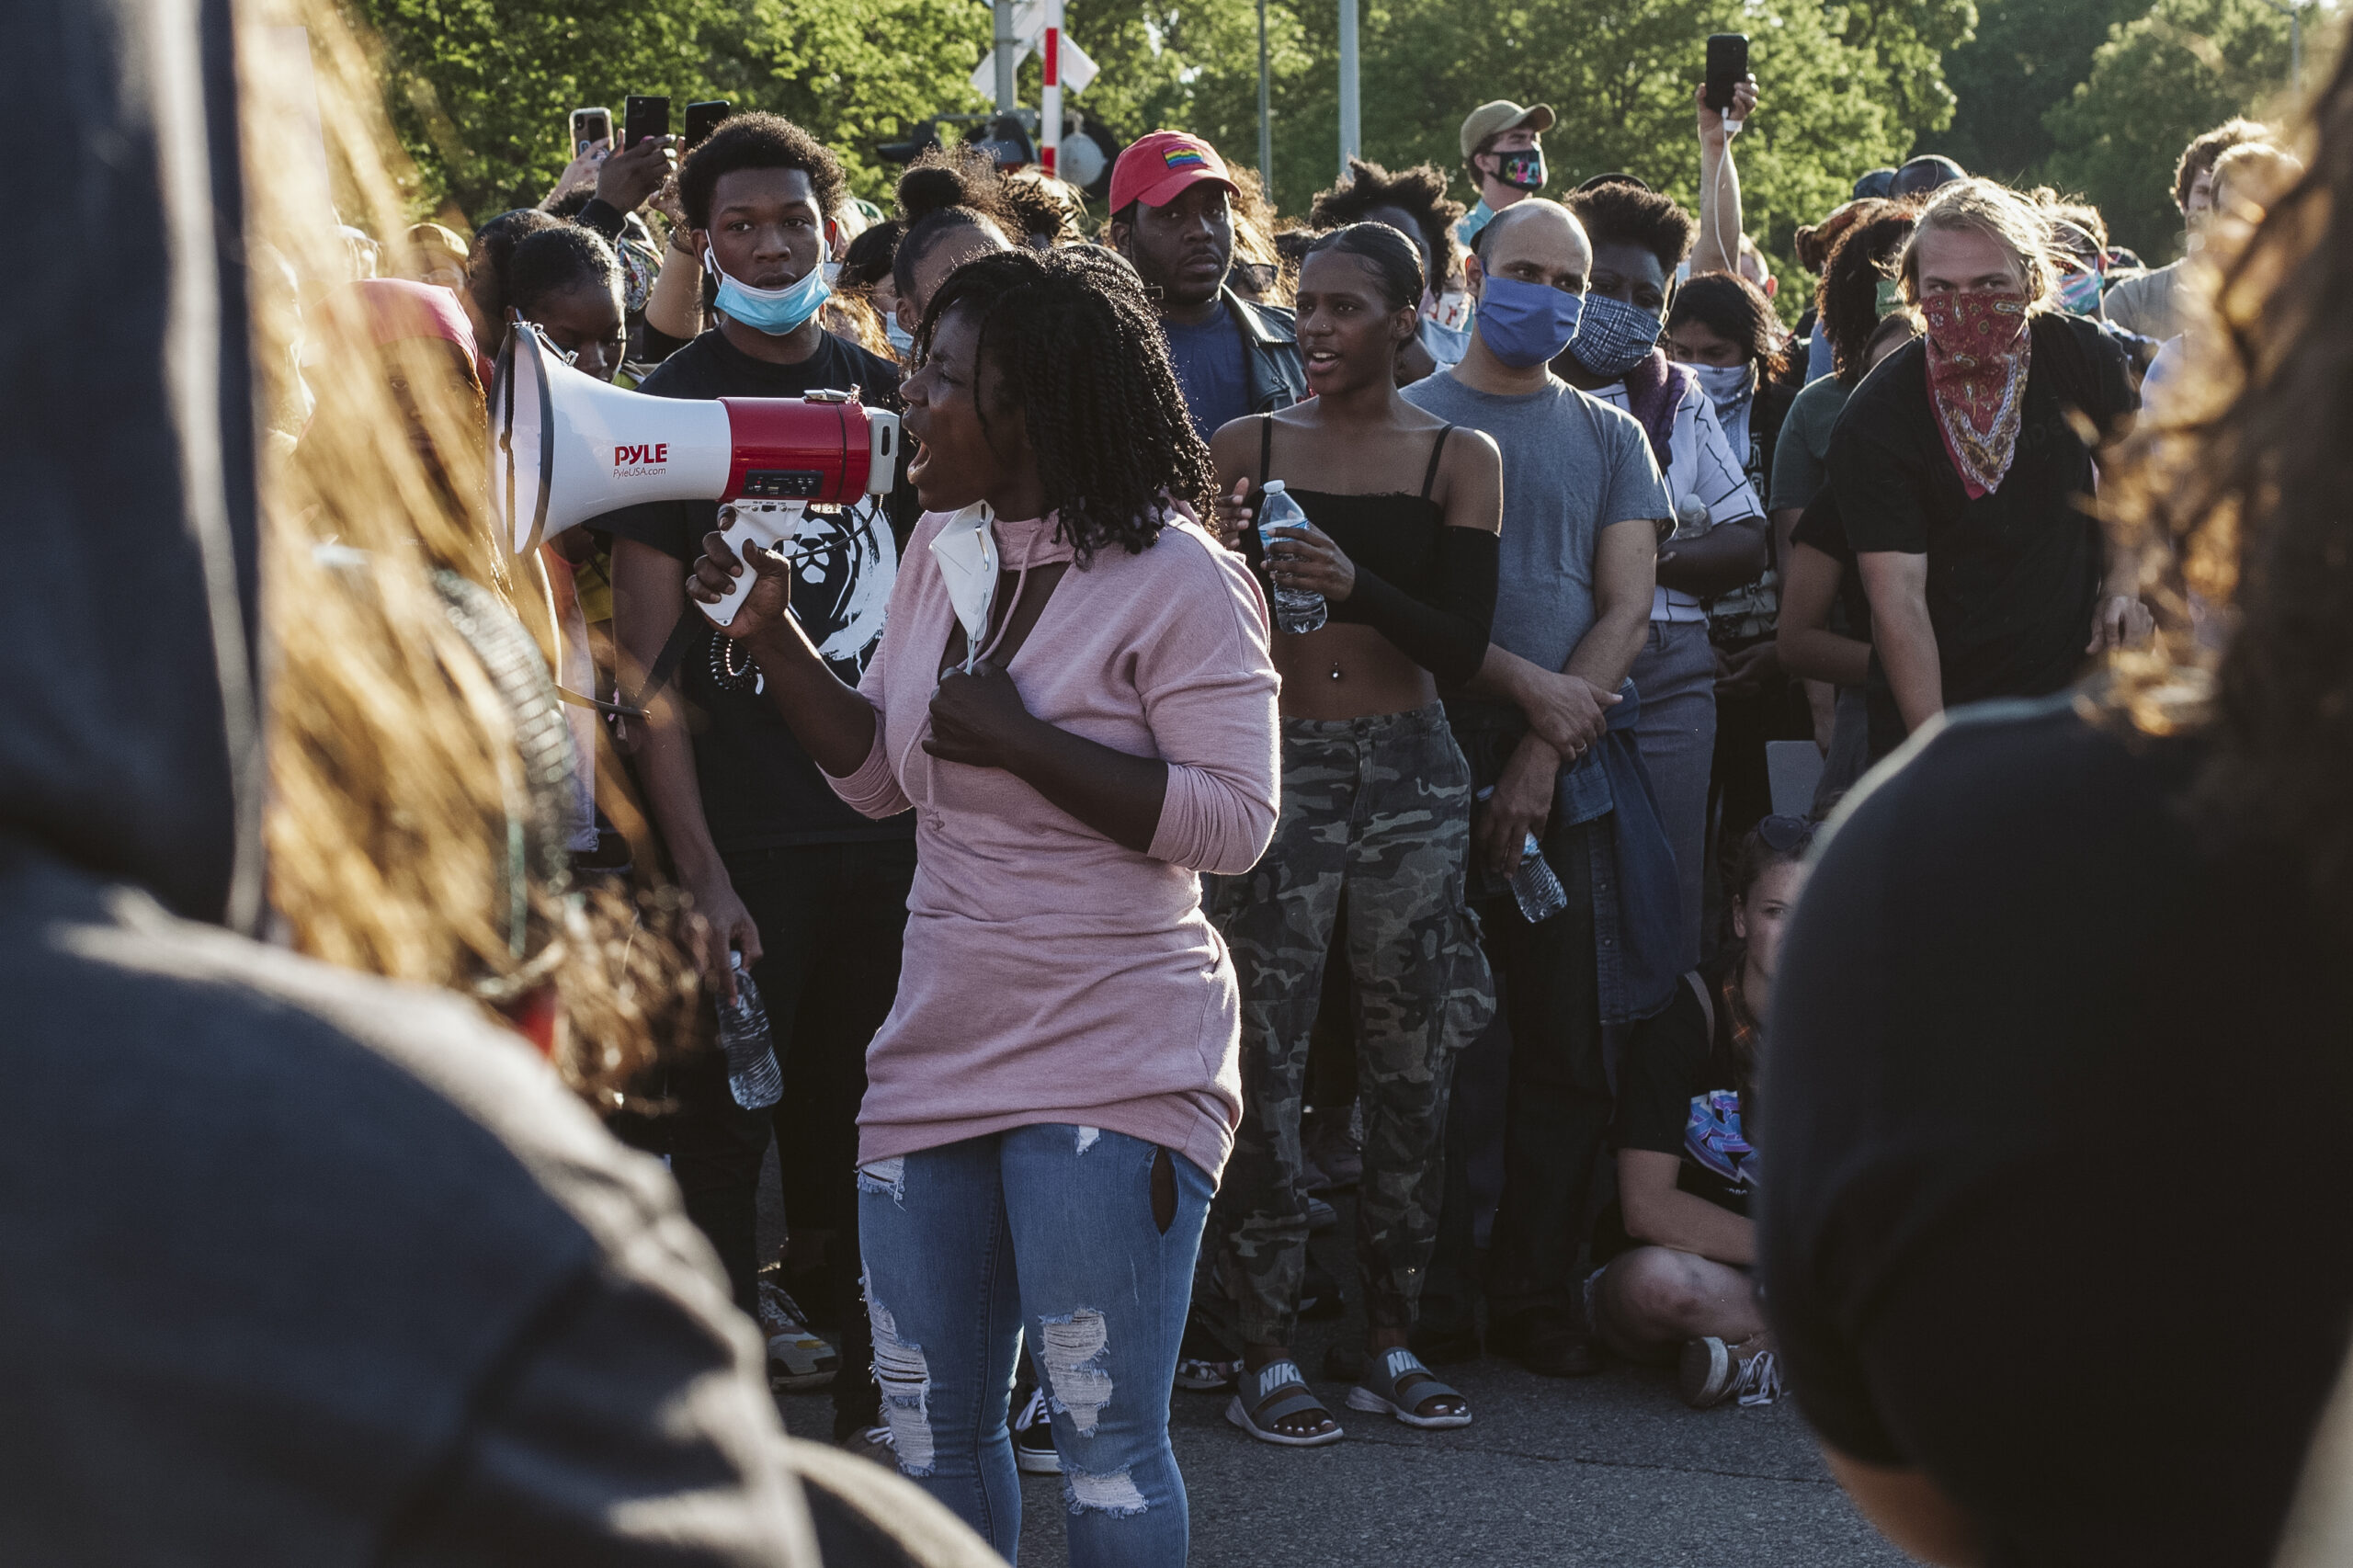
{"left": 1690, "top": 360, "right": 1756, "bottom": 415}
{"left": 926, "top": 504, "right": 998, "bottom": 672}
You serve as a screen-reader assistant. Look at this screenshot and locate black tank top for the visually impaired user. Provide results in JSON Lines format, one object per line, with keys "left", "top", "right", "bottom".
{"left": 1247, "top": 416, "right": 1452, "bottom": 605}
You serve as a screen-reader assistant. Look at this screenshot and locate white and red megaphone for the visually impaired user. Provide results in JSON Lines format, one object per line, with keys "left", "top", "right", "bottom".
{"left": 490, "top": 323, "right": 900, "bottom": 625}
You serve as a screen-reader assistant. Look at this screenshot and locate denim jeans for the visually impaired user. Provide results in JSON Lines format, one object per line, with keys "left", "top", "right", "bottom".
{"left": 858, "top": 1125, "right": 1212, "bottom": 1567}
{"left": 1630, "top": 619, "right": 1718, "bottom": 971}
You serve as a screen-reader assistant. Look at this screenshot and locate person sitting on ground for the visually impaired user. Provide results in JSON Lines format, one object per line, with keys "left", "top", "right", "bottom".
{"left": 1205, "top": 222, "right": 1503, "bottom": 1447}
{"left": 889, "top": 148, "right": 1017, "bottom": 345}
{"left": 2101, "top": 117, "right": 2271, "bottom": 342}
{"left": 1110, "top": 132, "right": 1305, "bottom": 437}
{"left": 1310, "top": 157, "right": 1472, "bottom": 375}
{"left": 1591, "top": 818, "right": 1810, "bottom": 1409}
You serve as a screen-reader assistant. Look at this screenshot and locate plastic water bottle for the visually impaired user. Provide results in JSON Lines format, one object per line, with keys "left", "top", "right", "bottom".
{"left": 1256, "top": 481, "right": 1329, "bottom": 635}
{"left": 716, "top": 953, "right": 783, "bottom": 1110}
{"left": 1507, "top": 833, "right": 1570, "bottom": 924}
{"left": 1476, "top": 787, "right": 1570, "bottom": 924}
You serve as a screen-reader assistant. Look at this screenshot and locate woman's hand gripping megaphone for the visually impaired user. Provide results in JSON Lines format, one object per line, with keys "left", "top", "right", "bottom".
{"left": 688, "top": 521, "right": 801, "bottom": 649}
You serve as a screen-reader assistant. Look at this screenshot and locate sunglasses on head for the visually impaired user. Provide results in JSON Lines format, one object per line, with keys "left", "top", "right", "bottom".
{"left": 1756, "top": 813, "right": 1816, "bottom": 855}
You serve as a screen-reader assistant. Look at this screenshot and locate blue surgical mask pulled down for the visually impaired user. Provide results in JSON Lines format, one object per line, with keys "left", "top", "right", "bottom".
{"left": 1565, "top": 293, "right": 1664, "bottom": 381}
{"left": 1474, "top": 275, "right": 1584, "bottom": 369}
{"left": 706, "top": 237, "right": 833, "bottom": 335}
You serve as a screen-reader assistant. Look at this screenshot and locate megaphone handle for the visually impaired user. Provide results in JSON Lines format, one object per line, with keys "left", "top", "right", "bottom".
{"left": 701, "top": 506, "right": 794, "bottom": 629}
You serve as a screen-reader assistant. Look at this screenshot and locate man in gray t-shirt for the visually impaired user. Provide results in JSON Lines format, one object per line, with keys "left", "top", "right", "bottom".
{"left": 1403, "top": 199, "right": 1667, "bottom": 1378}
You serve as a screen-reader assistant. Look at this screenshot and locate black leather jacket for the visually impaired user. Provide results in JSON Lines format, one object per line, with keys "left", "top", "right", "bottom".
{"left": 1225, "top": 286, "right": 1308, "bottom": 414}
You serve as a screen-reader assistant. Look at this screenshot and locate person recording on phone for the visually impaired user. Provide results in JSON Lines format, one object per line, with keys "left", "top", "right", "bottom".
{"left": 596, "top": 112, "right": 915, "bottom": 1451}
{"left": 686, "top": 244, "right": 1279, "bottom": 1565}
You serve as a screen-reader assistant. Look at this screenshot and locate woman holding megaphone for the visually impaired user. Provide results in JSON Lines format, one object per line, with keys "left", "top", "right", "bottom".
{"left": 688, "top": 244, "right": 1279, "bottom": 1567}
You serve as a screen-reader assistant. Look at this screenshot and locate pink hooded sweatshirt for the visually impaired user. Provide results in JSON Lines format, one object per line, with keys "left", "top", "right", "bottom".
{"left": 827, "top": 509, "right": 1280, "bottom": 1178}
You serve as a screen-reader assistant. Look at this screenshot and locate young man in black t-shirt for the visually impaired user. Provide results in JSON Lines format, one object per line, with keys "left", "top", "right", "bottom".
{"left": 597, "top": 113, "right": 915, "bottom": 1446}
{"left": 1830, "top": 180, "right": 2143, "bottom": 755}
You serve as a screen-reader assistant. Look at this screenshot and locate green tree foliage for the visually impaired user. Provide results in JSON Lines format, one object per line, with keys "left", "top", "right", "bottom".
{"left": 352, "top": 0, "right": 987, "bottom": 222}
{"left": 1932, "top": 0, "right": 2147, "bottom": 177}
{"left": 2040, "top": 0, "right": 2291, "bottom": 260}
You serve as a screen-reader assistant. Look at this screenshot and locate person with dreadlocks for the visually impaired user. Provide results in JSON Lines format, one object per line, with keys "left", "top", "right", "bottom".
{"left": 1311, "top": 157, "right": 1472, "bottom": 372}
{"left": 688, "top": 244, "right": 1279, "bottom": 1566}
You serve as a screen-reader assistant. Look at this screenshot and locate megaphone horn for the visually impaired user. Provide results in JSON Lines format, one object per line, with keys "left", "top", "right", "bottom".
{"left": 487, "top": 324, "right": 901, "bottom": 596}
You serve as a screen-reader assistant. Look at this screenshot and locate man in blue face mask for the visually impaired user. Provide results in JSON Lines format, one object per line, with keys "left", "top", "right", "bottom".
{"left": 1402, "top": 199, "right": 1682, "bottom": 1380}
{"left": 591, "top": 111, "right": 920, "bottom": 1458}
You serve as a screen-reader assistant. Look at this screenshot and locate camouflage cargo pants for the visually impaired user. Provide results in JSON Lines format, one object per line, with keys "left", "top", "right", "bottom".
{"left": 1210, "top": 703, "right": 1495, "bottom": 1347}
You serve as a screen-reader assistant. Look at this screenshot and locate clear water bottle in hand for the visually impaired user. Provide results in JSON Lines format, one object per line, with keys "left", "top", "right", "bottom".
{"left": 1256, "top": 481, "right": 1329, "bottom": 635}
{"left": 716, "top": 952, "right": 783, "bottom": 1110}
{"left": 1476, "top": 787, "right": 1570, "bottom": 924}
{"left": 1507, "top": 832, "right": 1570, "bottom": 924}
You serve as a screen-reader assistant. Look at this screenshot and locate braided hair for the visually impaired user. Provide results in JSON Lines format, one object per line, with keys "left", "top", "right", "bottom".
{"left": 916, "top": 246, "right": 1214, "bottom": 563}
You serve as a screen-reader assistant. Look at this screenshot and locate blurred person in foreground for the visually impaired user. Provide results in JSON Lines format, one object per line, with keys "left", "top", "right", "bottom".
{"left": 1762, "top": 49, "right": 2353, "bottom": 1565}
{"left": 1110, "top": 131, "right": 1305, "bottom": 439}
{"left": 0, "top": 2, "right": 1000, "bottom": 1562}
{"left": 2101, "top": 118, "right": 2273, "bottom": 342}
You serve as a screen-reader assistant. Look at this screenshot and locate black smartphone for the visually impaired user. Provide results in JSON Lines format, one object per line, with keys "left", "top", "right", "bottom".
{"left": 685, "top": 99, "right": 733, "bottom": 152}
{"left": 570, "top": 107, "right": 612, "bottom": 155}
{"left": 1705, "top": 34, "right": 1750, "bottom": 113}
{"left": 622, "top": 95, "right": 671, "bottom": 152}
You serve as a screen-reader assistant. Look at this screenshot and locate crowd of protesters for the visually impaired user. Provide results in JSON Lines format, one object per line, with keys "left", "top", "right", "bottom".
{"left": 16, "top": 0, "right": 2353, "bottom": 1562}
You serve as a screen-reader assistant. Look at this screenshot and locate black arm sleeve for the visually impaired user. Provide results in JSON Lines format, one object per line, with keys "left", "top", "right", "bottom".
{"left": 573, "top": 198, "right": 629, "bottom": 243}
{"left": 1336, "top": 527, "right": 1496, "bottom": 686}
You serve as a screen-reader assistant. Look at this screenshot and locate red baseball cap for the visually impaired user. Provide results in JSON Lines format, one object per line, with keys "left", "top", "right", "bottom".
{"left": 1108, "top": 131, "right": 1236, "bottom": 214}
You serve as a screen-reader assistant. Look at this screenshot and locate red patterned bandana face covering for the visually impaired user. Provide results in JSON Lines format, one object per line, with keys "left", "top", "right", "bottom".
{"left": 1919, "top": 290, "right": 2031, "bottom": 498}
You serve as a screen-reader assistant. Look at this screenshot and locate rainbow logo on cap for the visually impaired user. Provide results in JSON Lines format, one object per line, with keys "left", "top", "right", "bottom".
{"left": 1163, "top": 145, "right": 1208, "bottom": 170}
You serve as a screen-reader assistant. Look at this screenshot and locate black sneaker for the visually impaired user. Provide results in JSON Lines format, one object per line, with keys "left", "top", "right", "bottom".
{"left": 1488, "top": 1310, "right": 1603, "bottom": 1378}
{"left": 1012, "top": 1389, "right": 1061, "bottom": 1473}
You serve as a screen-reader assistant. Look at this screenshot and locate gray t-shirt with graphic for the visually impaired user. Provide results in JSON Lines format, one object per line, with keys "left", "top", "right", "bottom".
{"left": 1404, "top": 369, "right": 1670, "bottom": 675}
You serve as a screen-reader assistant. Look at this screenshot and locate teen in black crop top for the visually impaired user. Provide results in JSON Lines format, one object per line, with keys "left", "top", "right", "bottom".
{"left": 1201, "top": 223, "right": 1505, "bottom": 1446}
{"left": 1236, "top": 415, "right": 1500, "bottom": 685}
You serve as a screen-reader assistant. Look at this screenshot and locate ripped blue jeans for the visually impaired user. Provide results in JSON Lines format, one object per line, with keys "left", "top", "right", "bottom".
{"left": 858, "top": 1124, "right": 1212, "bottom": 1566}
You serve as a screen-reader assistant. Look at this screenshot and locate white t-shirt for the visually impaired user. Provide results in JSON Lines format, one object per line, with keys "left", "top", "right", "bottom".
{"left": 1593, "top": 378, "right": 1763, "bottom": 622}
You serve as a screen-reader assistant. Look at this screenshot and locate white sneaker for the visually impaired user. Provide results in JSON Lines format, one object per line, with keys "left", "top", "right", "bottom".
{"left": 1679, "top": 1335, "right": 1783, "bottom": 1409}
{"left": 756, "top": 1277, "right": 840, "bottom": 1392}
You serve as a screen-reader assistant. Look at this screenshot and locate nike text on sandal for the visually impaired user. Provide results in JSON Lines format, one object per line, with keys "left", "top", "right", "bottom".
{"left": 1345, "top": 1346, "right": 1473, "bottom": 1429}
{"left": 1224, "top": 1359, "right": 1346, "bottom": 1447}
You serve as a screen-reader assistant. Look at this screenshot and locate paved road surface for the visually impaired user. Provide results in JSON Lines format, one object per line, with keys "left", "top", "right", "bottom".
{"left": 763, "top": 1159, "right": 1904, "bottom": 1566}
